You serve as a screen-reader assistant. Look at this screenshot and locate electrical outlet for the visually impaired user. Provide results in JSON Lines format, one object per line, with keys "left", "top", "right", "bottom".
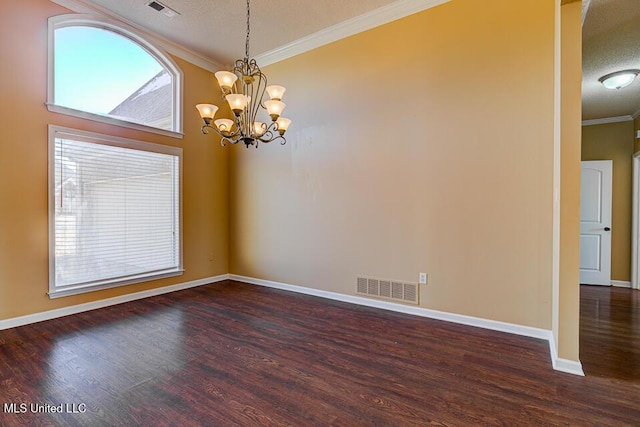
{"left": 419, "top": 272, "right": 427, "bottom": 285}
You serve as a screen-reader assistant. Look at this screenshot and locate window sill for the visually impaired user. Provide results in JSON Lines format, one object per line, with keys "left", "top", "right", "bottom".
{"left": 46, "top": 103, "right": 184, "bottom": 139}
{"left": 48, "top": 268, "right": 185, "bottom": 299}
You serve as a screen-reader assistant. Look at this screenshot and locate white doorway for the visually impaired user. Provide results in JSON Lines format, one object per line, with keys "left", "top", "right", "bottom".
{"left": 631, "top": 153, "right": 640, "bottom": 289}
{"left": 580, "top": 160, "right": 613, "bottom": 286}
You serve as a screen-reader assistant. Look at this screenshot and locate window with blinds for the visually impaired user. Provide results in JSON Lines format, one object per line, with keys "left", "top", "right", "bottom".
{"left": 48, "top": 126, "right": 183, "bottom": 298}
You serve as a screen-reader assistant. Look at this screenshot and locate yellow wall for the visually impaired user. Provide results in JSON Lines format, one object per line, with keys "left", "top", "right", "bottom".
{"left": 558, "top": 1, "right": 582, "bottom": 361}
{"left": 2, "top": 0, "right": 584, "bottom": 364}
{"left": 230, "top": 0, "right": 557, "bottom": 329}
{"left": 582, "top": 121, "right": 634, "bottom": 282}
{"left": 0, "top": 0, "right": 228, "bottom": 319}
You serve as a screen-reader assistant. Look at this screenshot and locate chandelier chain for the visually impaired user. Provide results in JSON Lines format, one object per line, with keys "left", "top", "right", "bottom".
{"left": 196, "top": 0, "right": 290, "bottom": 148}
{"left": 245, "top": 0, "right": 251, "bottom": 59}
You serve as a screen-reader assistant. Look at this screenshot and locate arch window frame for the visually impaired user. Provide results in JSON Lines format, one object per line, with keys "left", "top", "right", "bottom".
{"left": 47, "top": 14, "right": 183, "bottom": 138}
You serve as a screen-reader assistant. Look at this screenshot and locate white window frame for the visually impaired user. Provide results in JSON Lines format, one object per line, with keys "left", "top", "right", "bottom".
{"left": 48, "top": 125, "right": 184, "bottom": 299}
{"left": 47, "top": 14, "right": 184, "bottom": 139}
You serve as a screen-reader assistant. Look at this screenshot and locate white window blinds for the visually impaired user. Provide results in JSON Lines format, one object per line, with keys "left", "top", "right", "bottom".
{"left": 49, "top": 126, "right": 182, "bottom": 298}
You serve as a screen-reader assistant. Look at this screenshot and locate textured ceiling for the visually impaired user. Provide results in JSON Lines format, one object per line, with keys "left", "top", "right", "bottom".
{"left": 83, "top": 0, "right": 397, "bottom": 66}
{"left": 76, "top": 0, "right": 637, "bottom": 121}
{"left": 582, "top": 0, "right": 640, "bottom": 120}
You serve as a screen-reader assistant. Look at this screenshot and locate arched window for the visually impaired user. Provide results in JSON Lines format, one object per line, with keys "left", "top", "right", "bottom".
{"left": 48, "top": 15, "right": 183, "bottom": 137}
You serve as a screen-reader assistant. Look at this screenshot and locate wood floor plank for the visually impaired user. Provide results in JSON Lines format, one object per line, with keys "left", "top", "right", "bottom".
{"left": 0, "top": 281, "right": 638, "bottom": 426}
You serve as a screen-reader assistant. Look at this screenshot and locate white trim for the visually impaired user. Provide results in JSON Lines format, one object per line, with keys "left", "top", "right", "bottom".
{"left": 554, "top": 358, "right": 585, "bottom": 375}
{"left": 230, "top": 274, "right": 585, "bottom": 375}
{"left": 48, "top": 0, "right": 223, "bottom": 72}
{"left": 229, "top": 275, "right": 549, "bottom": 340}
{"left": 611, "top": 280, "right": 632, "bottom": 288}
{"left": 46, "top": 104, "right": 184, "bottom": 139}
{"left": 632, "top": 108, "right": 640, "bottom": 120}
{"left": 2, "top": 271, "right": 586, "bottom": 376}
{"left": 581, "top": 116, "right": 634, "bottom": 126}
{"left": 255, "top": 0, "right": 452, "bottom": 66}
{"left": 47, "top": 14, "right": 185, "bottom": 136}
{"left": 581, "top": 0, "right": 591, "bottom": 26}
{"left": 48, "top": 125, "right": 184, "bottom": 298}
{"left": 551, "top": 0, "right": 561, "bottom": 366}
{"left": 48, "top": 269, "right": 186, "bottom": 299}
{"left": 633, "top": 152, "right": 640, "bottom": 290}
{"left": 0, "top": 275, "right": 229, "bottom": 331}
{"left": 547, "top": 334, "right": 585, "bottom": 375}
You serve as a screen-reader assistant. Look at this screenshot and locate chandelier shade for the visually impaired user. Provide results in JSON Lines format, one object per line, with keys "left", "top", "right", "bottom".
{"left": 195, "top": 104, "right": 217, "bottom": 125}
{"left": 266, "top": 85, "right": 286, "bottom": 101}
{"left": 196, "top": 0, "right": 291, "bottom": 148}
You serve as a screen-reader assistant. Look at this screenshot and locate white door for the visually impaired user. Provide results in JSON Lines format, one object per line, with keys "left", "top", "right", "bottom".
{"left": 580, "top": 160, "right": 613, "bottom": 285}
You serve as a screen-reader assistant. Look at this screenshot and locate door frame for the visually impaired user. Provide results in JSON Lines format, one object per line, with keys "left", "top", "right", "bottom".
{"left": 580, "top": 160, "right": 613, "bottom": 285}
{"left": 631, "top": 152, "right": 640, "bottom": 289}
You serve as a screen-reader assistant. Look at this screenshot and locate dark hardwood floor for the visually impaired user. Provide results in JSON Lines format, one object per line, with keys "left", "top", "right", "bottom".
{"left": 0, "top": 280, "right": 638, "bottom": 426}
{"left": 580, "top": 284, "right": 640, "bottom": 379}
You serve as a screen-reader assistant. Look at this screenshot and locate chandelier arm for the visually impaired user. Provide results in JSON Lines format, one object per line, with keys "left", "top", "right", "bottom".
{"left": 259, "top": 129, "right": 275, "bottom": 142}
{"left": 258, "top": 125, "right": 286, "bottom": 145}
{"left": 200, "top": 0, "right": 289, "bottom": 149}
{"left": 252, "top": 71, "right": 268, "bottom": 129}
{"left": 258, "top": 70, "right": 268, "bottom": 109}
{"left": 240, "top": 105, "right": 250, "bottom": 138}
{"left": 201, "top": 123, "right": 244, "bottom": 145}
{"left": 221, "top": 136, "right": 241, "bottom": 147}
{"left": 258, "top": 135, "right": 286, "bottom": 145}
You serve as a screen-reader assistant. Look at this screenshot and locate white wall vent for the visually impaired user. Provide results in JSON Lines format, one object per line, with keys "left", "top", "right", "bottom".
{"left": 356, "top": 276, "right": 419, "bottom": 305}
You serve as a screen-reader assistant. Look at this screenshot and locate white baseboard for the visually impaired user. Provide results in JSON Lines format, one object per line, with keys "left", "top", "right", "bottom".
{"left": 230, "top": 274, "right": 585, "bottom": 376}
{"left": 611, "top": 280, "right": 632, "bottom": 288}
{"left": 553, "top": 357, "right": 585, "bottom": 375}
{"left": 3, "top": 272, "right": 585, "bottom": 376}
{"left": 547, "top": 335, "right": 584, "bottom": 376}
{"left": 0, "top": 274, "right": 229, "bottom": 331}
{"left": 229, "top": 275, "right": 551, "bottom": 340}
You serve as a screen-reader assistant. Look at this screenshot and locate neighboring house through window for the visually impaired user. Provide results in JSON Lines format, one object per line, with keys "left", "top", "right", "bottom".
{"left": 47, "top": 14, "right": 183, "bottom": 137}
{"left": 48, "top": 126, "right": 183, "bottom": 298}
{"left": 46, "top": 15, "right": 185, "bottom": 298}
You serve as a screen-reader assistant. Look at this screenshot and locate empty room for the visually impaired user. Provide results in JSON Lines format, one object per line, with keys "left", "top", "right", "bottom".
{"left": 1, "top": 0, "right": 638, "bottom": 425}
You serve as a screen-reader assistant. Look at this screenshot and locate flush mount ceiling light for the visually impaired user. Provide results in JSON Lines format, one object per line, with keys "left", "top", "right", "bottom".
{"left": 196, "top": 0, "right": 291, "bottom": 148}
{"left": 598, "top": 69, "right": 640, "bottom": 90}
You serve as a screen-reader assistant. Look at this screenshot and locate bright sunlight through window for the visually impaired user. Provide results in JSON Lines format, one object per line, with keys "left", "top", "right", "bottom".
{"left": 48, "top": 126, "right": 183, "bottom": 298}
{"left": 48, "top": 15, "right": 182, "bottom": 135}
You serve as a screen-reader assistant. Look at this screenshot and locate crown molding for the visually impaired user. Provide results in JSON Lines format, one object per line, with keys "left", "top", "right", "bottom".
{"left": 632, "top": 108, "right": 640, "bottom": 120}
{"left": 582, "top": 115, "right": 633, "bottom": 126}
{"left": 581, "top": 0, "right": 591, "bottom": 26}
{"left": 48, "top": 0, "right": 224, "bottom": 73}
{"left": 255, "top": 0, "right": 452, "bottom": 66}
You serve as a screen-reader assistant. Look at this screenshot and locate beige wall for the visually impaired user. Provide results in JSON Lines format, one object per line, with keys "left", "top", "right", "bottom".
{"left": 230, "top": 0, "right": 557, "bottom": 329}
{"left": 582, "top": 121, "right": 634, "bottom": 282}
{"left": 2, "top": 0, "right": 584, "bottom": 364}
{"left": 558, "top": 1, "right": 582, "bottom": 361}
{"left": 0, "top": 0, "right": 228, "bottom": 319}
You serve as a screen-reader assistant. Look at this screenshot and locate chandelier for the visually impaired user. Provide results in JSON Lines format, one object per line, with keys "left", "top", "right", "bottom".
{"left": 196, "top": 0, "right": 291, "bottom": 148}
